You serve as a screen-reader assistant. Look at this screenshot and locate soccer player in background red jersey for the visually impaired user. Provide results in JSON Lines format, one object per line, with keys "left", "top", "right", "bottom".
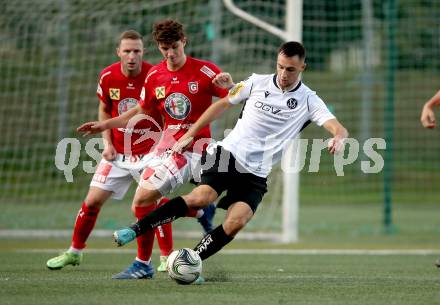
{"left": 77, "top": 20, "right": 229, "bottom": 281}
{"left": 46, "top": 30, "right": 174, "bottom": 277}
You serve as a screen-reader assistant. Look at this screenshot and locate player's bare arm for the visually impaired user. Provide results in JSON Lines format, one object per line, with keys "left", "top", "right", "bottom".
{"left": 77, "top": 104, "right": 145, "bottom": 136}
{"left": 173, "top": 73, "right": 235, "bottom": 152}
{"left": 98, "top": 103, "right": 117, "bottom": 161}
{"left": 173, "top": 97, "right": 234, "bottom": 153}
{"left": 421, "top": 90, "right": 440, "bottom": 129}
{"left": 322, "top": 118, "right": 349, "bottom": 155}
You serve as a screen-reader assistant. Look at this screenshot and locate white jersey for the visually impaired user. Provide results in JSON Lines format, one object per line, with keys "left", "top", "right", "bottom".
{"left": 220, "top": 73, "right": 335, "bottom": 177}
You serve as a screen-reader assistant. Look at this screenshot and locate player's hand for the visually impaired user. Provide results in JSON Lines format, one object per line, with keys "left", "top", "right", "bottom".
{"left": 213, "top": 72, "right": 234, "bottom": 89}
{"left": 172, "top": 136, "right": 194, "bottom": 153}
{"left": 328, "top": 136, "right": 346, "bottom": 155}
{"left": 102, "top": 144, "right": 117, "bottom": 161}
{"left": 77, "top": 121, "right": 106, "bottom": 136}
{"left": 421, "top": 105, "right": 436, "bottom": 129}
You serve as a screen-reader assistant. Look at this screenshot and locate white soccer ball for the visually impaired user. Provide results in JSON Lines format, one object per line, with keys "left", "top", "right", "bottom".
{"left": 167, "top": 248, "right": 202, "bottom": 284}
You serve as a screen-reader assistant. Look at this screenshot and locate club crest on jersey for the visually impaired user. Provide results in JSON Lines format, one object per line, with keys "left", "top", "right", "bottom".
{"left": 188, "top": 81, "right": 198, "bottom": 94}
{"left": 155, "top": 86, "right": 166, "bottom": 99}
{"left": 287, "top": 98, "right": 298, "bottom": 109}
{"left": 118, "top": 98, "right": 138, "bottom": 115}
{"left": 164, "top": 93, "right": 191, "bottom": 120}
{"left": 110, "top": 88, "right": 120, "bottom": 100}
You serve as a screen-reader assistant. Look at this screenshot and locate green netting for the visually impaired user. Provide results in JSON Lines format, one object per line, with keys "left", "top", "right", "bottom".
{"left": 0, "top": 0, "right": 439, "bottom": 234}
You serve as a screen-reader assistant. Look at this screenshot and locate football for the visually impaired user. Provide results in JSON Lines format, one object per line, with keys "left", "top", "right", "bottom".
{"left": 167, "top": 248, "right": 202, "bottom": 284}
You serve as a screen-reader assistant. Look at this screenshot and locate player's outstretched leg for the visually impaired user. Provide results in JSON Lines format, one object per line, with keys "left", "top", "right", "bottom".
{"left": 114, "top": 196, "right": 189, "bottom": 246}
{"left": 197, "top": 202, "right": 216, "bottom": 234}
{"left": 111, "top": 260, "right": 154, "bottom": 279}
{"left": 113, "top": 227, "right": 137, "bottom": 247}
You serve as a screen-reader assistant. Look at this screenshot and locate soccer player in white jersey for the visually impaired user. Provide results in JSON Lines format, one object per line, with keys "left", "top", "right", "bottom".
{"left": 113, "top": 41, "right": 348, "bottom": 273}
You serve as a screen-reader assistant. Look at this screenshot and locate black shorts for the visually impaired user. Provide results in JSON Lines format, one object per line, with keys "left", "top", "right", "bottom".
{"left": 200, "top": 145, "right": 267, "bottom": 213}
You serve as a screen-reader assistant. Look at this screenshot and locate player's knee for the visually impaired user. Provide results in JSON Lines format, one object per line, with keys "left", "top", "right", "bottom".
{"left": 183, "top": 187, "right": 216, "bottom": 209}
{"left": 223, "top": 217, "right": 247, "bottom": 236}
{"left": 133, "top": 197, "right": 155, "bottom": 207}
{"left": 84, "top": 196, "right": 105, "bottom": 209}
{"left": 133, "top": 188, "right": 161, "bottom": 207}
{"left": 183, "top": 193, "right": 210, "bottom": 209}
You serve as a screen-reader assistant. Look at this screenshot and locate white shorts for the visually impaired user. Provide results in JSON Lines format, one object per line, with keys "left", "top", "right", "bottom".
{"left": 90, "top": 153, "right": 154, "bottom": 200}
{"left": 139, "top": 150, "right": 202, "bottom": 196}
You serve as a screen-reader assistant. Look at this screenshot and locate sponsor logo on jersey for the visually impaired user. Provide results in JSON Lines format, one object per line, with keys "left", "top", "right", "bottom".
{"left": 110, "top": 88, "right": 120, "bottom": 100}
{"left": 164, "top": 93, "right": 191, "bottom": 120}
{"left": 118, "top": 98, "right": 138, "bottom": 115}
{"left": 200, "top": 65, "right": 216, "bottom": 78}
{"left": 228, "top": 82, "right": 244, "bottom": 97}
{"left": 188, "top": 81, "right": 198, "bottom": 94}
{"left": 264, "top": 91, "right": 270, "bottom": 98}
{"left": 171, "top": 77, "right": 179, "bottom": 84}
{"left": 287, "top": 98, "right": 298, "bottom": 109}
{"left": 155, "top": 86, "right": 165, "bottom": 99}
{"left": 254, "top": 101, "right": 282, "bottom": 114}
{"left": 168, "top": 123, "right": 192, "bottom": 130}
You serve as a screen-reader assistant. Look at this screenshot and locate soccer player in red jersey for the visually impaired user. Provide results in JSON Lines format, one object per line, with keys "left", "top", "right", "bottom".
{"left": 46, "top": 30, "right": 173, "bottom": 277}
{"left": 77, "top": 20, "right": 229, "bottom": 279}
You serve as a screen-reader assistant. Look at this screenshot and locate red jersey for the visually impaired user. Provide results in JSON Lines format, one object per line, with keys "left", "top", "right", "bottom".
{"left": 139, "top": 56, "right": 228, "bottom": 154}
{"left": 97, "top": 61, "right": 163, "bottom": 155}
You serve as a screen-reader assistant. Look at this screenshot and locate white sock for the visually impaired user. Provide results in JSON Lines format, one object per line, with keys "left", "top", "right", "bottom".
{"left": 136, "top": 257, "right": 151, "bottom": 265}
{"left": 68, "top": 247, "right": 82, "bottom": 255}
{"left": 196, "top": 210, "right": 204, "bottom": 218}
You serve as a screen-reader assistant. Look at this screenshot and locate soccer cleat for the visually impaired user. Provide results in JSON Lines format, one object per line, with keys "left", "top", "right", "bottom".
{"left": 113, "top": 227, "right": 136, "bottom": 247}
{"left": 194, "top": 275, "right": 205, "bottom": 285}
{"left": 46, "top": 251, "right": 83, "bottom": 270}
{"left": 198, "top": 203, "right": 216, "bottom": 234}
{"left": 157, "top": 255, "right": 168, "bottom": 272}
{"left": 112, "top": 260, "right": 154, "bottom": 279}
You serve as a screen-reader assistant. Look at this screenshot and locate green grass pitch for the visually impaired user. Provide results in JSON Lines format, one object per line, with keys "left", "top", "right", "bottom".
{"left": 1, "top": 238, "right": 440, "bottom": 305}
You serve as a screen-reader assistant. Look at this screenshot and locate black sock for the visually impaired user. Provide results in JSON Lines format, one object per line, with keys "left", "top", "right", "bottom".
{"left": 193, "top": 225, "right": 233, "bottom": 260}
{"left": 130, "top": 196, "right": 188, "bottom": 236}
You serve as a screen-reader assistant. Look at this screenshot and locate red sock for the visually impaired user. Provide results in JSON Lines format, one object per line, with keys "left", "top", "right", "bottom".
{"left": 155, "top": 223, "right": 173, "bottom": 256}
{"left": 155, "top": 198, "right": 173, "bottom": 256}
{"left": 71, "top": 202, "right": 100, "bottom": 250}
{"left": 134, "top": 205, "right": 156, "bottom": 261}
{"left": 185, "top": 208, "right": 199, "bottom": 217}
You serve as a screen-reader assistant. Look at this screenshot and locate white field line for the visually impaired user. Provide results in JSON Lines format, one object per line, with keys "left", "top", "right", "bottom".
{"left": 0, "top": 229, "right": 279, "bottom": 241}
{"left": 15, "top": 248, "right": 440, "bottom": 255}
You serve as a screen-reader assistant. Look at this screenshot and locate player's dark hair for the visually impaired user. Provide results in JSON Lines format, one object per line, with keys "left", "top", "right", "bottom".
{"left": 278, "top": 41, "right": 306, "bottom": 59}
{"left": 118, "top": 30, "right": 143, "bottom": 46}
{"left": 152, "top": 19, "right": 185, "bottom": 44}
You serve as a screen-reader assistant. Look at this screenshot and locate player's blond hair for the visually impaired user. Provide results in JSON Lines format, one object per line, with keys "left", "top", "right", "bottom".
{"left": 118, "top": 30, "right": 143, "bottom": 46}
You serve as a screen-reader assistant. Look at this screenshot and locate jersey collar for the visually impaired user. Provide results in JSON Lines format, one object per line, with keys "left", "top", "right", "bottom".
{"left": 273, "top": 74, "right": 302, "bottom": 92}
